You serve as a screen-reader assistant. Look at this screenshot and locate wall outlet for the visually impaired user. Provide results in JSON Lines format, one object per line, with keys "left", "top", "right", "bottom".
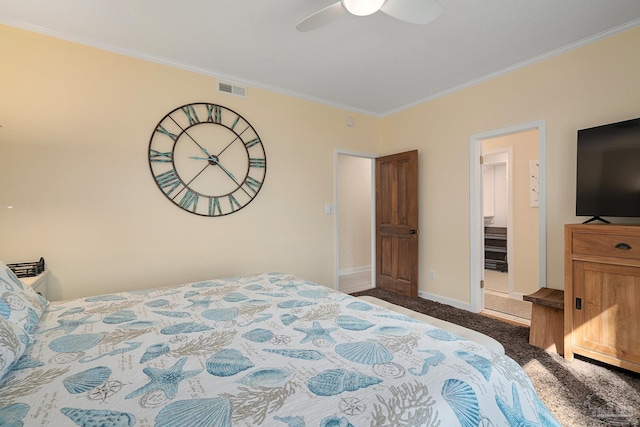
{"left": 345, "top": 251, "right": 351, "bottom": 260}
{"left": 429, "top": 269, "right": 436, "bottom": 280}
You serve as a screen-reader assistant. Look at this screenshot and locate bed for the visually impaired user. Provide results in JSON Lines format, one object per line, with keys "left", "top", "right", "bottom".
{"left": 0, "top": 264, "right": 560, "bottom": 426}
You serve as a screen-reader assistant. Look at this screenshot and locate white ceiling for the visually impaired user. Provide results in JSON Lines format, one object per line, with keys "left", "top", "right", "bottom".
{"left": 2, "top": 0, "right": 640, "bottom": 116}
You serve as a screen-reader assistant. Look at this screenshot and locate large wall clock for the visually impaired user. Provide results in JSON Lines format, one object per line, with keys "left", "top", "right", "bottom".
{"left": 148, "top": 102, "right": 267, "bottom": 216}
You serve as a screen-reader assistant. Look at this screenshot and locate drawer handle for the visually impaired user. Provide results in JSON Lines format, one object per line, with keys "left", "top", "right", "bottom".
{"left": 615, "top": 242, "right": 632, "bottom": 250}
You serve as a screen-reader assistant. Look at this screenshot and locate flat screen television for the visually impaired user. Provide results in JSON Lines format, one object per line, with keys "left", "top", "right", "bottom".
{"left": 576, "top": 117, "right": 640, "bottom": 223}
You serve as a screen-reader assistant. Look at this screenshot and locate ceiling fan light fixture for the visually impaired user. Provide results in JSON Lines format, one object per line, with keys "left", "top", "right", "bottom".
{"left": 341, "top": 0, "right": 386, "bottom": 16}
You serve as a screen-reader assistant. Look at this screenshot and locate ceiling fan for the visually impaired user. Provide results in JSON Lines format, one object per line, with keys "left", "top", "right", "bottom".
{"left": 296, "top": 0, "right": 443, "bottom": 32}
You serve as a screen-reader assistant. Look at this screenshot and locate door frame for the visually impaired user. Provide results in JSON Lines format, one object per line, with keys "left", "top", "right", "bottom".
{"left": 334, "top": 149, "right": 377, "bottom": 291}
{"left": 469, "top": 120, "right": 547, "bottom": 313}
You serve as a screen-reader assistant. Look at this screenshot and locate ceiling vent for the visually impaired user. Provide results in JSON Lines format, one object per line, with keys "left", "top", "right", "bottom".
{"left": 217, "top": 81, "right": 247, "bottom": 98}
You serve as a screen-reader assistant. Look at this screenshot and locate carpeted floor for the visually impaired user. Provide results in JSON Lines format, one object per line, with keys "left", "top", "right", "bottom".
{"left": 351, "top": 288, "right": 640, "bottom": 427}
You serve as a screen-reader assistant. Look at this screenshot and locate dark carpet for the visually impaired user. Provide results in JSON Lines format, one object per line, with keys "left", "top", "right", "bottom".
{"left": 351, "top": 288, "right": 640, "bottom": 427}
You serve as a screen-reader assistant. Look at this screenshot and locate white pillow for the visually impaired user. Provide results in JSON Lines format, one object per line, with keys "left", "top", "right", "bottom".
{"left": 0, "top": 261, "right": 48, "bottom": 340}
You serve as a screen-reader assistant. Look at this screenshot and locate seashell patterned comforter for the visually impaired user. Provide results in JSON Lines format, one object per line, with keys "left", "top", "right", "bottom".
{"left": 0, "top": 273, "right": 560, "bottom": 426}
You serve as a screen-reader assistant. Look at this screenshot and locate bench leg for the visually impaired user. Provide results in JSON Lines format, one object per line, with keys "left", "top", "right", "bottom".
{"left": 529, "top": 304, "right": 564, "bottom": 355}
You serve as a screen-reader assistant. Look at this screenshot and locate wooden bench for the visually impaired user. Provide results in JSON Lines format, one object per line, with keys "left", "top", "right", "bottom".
{"left": 523, "top": 287, "right": 564, "bottom": 355}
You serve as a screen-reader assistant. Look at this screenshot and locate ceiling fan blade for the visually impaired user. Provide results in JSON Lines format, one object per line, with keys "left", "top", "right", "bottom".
{"left": 380, "top": 0, "right": 443, "bottom": 25}
{"left": 296, "top": 2, "right": 346, "bottom": 32}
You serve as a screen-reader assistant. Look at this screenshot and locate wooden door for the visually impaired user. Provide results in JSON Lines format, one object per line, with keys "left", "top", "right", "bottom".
{"left": 376, "top": 150, "right": 419, "bottom": 297}
{"left": 572, "top": 261, "right": 640, "bottom": 365}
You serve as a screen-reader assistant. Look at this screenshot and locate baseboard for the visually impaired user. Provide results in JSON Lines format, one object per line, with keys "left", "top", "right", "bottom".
{"left": 338, "top": 266, "right": 371, "bottom": 276}
{"left": 511, "top": 292, "right": 525, "bottom": 301}
{"left": 418, "top": 291, "right": 472, "bottom": 312}
{"left": 485, "top": 289, "right": 526, "bottom": 301}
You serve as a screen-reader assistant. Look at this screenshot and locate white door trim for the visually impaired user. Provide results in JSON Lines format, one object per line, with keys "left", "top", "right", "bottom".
{"left": 469, "top": 120, "right": 546, "bottom": 313}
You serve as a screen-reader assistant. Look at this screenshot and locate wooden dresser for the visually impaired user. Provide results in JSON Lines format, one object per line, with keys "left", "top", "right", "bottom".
{"left": 564, "top": 224, "right": 640, "bottom": 373}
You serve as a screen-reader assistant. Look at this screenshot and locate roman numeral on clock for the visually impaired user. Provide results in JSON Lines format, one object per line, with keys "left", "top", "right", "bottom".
{"left": 182, "top": 105, "right": 200, "bottom": 125}
{"left": 179, "top": 189, "right": 199, "bottom": 212}
{"left": 155, "top": 170, "right": 182, "bottom": 195}
{"left": 149, "top": 149, "right": 173, "bottom": 163}
{"left": 207, "top": 104, "right": 222, "bottom": 124}
{"left": 244, "top": 176, "right": 262, "bottom": 194}
{"left": 249, "top": 158, "right": 266, "bottom": 168}
{"left": 229, "top": 194, "right": 242, "bottom": 212}
{"left": 245, "top": 137, "right": 261, "bottom": 149}
{"left": 209, "top": 197, "right": 222, "bottom": 216}
{"left": 155, "top": 124, "right": 178, "bottom": 141}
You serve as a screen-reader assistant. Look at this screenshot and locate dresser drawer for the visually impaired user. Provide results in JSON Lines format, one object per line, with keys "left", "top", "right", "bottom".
{"left": 572, "top": 232, "right": 640, "bottom": 260}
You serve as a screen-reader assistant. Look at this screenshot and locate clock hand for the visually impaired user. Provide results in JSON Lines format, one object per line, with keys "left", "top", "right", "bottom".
{"left": 187, "top": 139, "right": 254, "bottom": 198}
{"left": 215, "top": 158, "right": 254, "bottom": 198}
{"left": 190, "top": 153, "right": 226, "bottom": 164}
{"left": 200, "top": 146, "right": 214, "bottom": 157}
{"left": 214, "top": 161, "right": 239, "bottom": 184}
{"left": 167, "top": 115, "right": 211, "bottom": 155}
{"left": 188, "top": 155, "right": 243, "bottom": 191}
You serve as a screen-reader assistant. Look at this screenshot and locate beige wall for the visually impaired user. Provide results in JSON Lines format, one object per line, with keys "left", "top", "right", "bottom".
{"left": 483, "top": 130, "right": 539, "bottom": 296}
{"left": 337, "top": 154, "right": 372, "bottom": 272}
{"left": 380, "top": 26, "right": 640, "bottom": 304}
{"left": 2, "top": 24, "right": 640, "bottom": 304}
{"left": 0, "top": 25, "right": 381, "bottom": 300}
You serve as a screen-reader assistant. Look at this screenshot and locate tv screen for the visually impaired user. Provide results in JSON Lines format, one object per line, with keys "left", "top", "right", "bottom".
{"left": 576, "top": 117, "right": 640, "bottom": 221}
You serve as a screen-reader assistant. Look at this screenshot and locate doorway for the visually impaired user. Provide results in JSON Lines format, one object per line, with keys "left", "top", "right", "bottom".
{"left": 482, "top": 148, "right": 512, "bottom": 296}
{"left": 469, "top": 120, "right": 547, "bottom": 315}
{"left": 482, "top": 133, "right": 540, "bottom": 323}
{"left": 335, "top": 151, "right": 376, "bottom": 294}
